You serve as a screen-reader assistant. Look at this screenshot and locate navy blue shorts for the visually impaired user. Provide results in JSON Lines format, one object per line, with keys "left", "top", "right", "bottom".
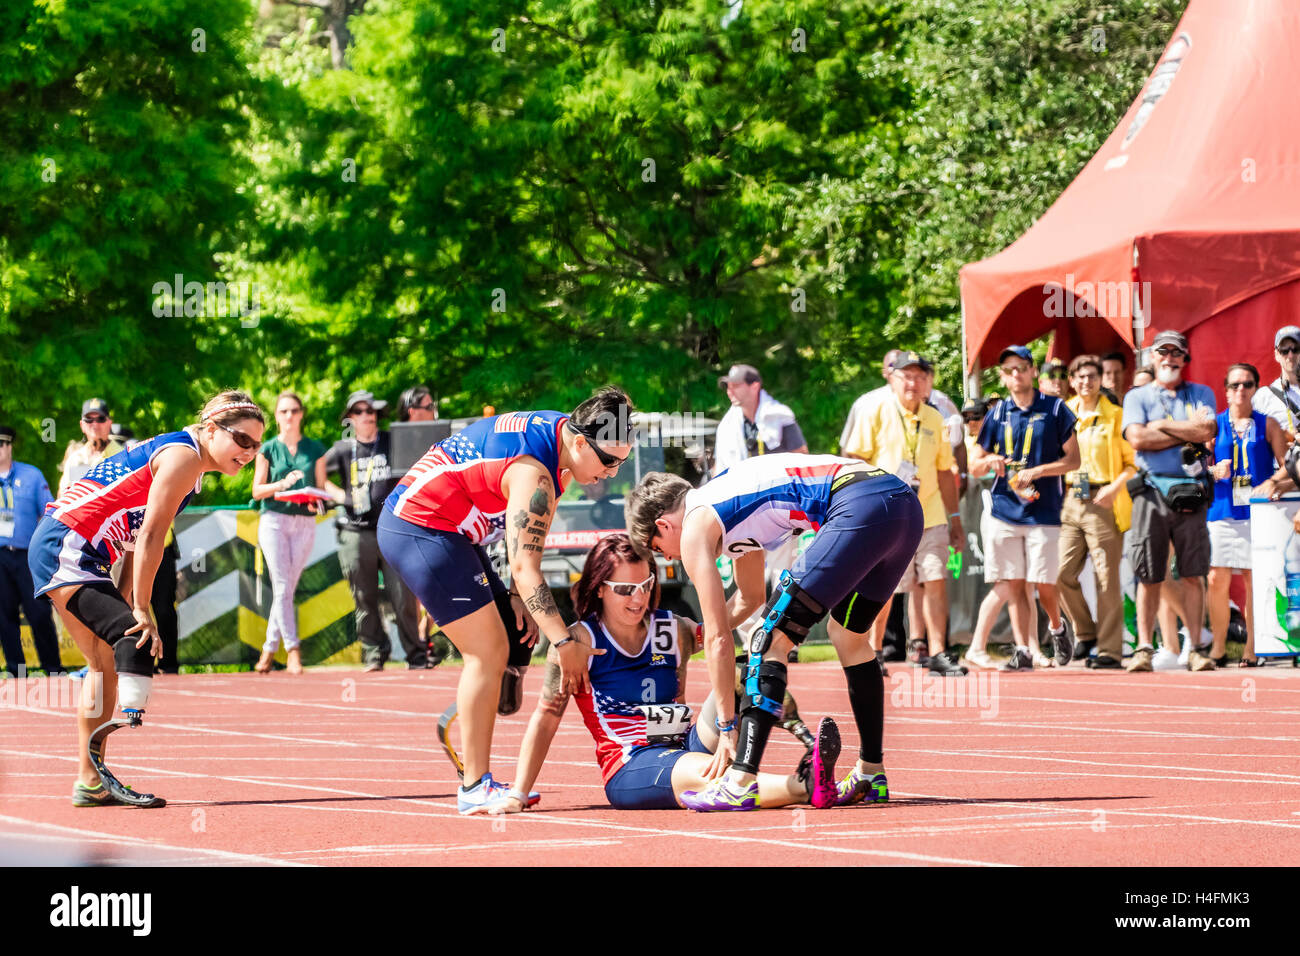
{"left": 790, "top": 473, "right": 924, "bottom": 630}
{"left": 376, "top": 506, "right": 505, "bottom": 627}
{"left": 27, "top": 515, "right": 115, "bottom": 598}
{"left": 604, "top": 725, "right": 711, "bottom": 810}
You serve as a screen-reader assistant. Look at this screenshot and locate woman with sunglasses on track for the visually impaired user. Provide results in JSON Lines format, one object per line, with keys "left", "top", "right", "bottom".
{"left": 29, "top": 390, "right": 266, "bottom": 807}
{"left": 494, "top": 533, "right": 834, "bottom": 813}
{"left": 378, "top": 386, "right": 639, "bottom": 814}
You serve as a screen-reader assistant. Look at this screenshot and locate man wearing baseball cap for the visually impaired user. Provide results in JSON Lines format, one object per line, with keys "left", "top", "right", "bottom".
{"left": 0, "top": 426, "right": 63, "bottom": 675}
{"left": 713, "top": 364, "right": 807, "bottom": 476}
{"left": 321, "top": 389, "right": 420, "bottom": 671}
{"left": 839, "top": 349, "right": 906, "bottom": 453}
{"left": 1253, "top": 325, "right": 1300, "bottom": 441}
{"left": 1121, "top": 329, "right": 1218, "bottom": 672}
{"left": 965, "top": 345, "right": 1080, "bottom": 671}
{"left": 56, "top": 397, "right": 125, "bottom": 497}
{"left": 842, "top": 352, "right": 967, "bottom": 676}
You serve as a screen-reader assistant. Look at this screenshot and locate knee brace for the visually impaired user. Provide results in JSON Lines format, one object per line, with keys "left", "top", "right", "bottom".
{"left": 494, "top": 593, "right": 530, "bottom": 715}
{"left": 66, "top": 583, "right": 155, "bottom": 714}
{"left": 750, "top": 571, "right": 827, "bottom": 655}
{"left": 830, "top": 591, "right": 885, "bottom": 634}
{"left": 740, "top": 659, "right": 788, "bottom": 719}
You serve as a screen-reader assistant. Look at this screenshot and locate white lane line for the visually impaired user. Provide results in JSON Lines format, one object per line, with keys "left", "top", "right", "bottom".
{"left": 904, "top": 748, "right": 1300, "bottom": 782}
{"left": 0, "top": 814, "right": 309, "bottom": 866}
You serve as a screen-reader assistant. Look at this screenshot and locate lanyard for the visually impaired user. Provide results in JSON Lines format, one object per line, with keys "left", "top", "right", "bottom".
{"left": 1001, "top": 402, "right": 1034, "bottom": 464}
{"left": 1232, "top": 418, "right": 1253, "bottom": 478}
{"left": 1270, "top": 381, "right": 1299, "bottom": 433}
{"left": 1157, "top": 385, "right": 1192, "bottom": 421}
{"left": 0, "top": 477, "right": 11, "bottom": 510}
{"left": 350, "top": 439, "right": 377, "bottom": 489}
{"left": 894, "top": 400, "right": 921, "bottom": 463}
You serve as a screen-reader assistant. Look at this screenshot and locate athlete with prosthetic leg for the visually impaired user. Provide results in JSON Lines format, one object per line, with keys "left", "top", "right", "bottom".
{"left": 29, "top": 391, "right": 266, "bottom": 807}
{"left": 626, "top": 454, "right": 923, "bottom": 810}
{"left": 379, "top": 387, "right": 636, "bottom": 814}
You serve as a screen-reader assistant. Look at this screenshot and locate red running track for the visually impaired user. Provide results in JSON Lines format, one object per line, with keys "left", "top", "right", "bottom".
{"left": 2, "top": 661, "right": 1298, "bottom": 866}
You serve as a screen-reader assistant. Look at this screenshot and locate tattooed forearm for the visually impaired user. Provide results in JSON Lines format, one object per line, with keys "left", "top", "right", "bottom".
{"left": 539, "top": 662, "right": 569, "bottom": 717}
{"left": 525, "top": 582, "right": 559, "bottom": 619}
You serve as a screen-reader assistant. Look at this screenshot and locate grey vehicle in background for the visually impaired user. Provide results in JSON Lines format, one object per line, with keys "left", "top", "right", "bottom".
{"left": 539, "top": 412, "right": 717, "bottom": 620}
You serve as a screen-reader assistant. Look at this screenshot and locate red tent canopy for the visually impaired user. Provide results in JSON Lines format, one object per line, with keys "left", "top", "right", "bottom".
{"left": 960, "top": 0, "right": 1300, "bottom": 401}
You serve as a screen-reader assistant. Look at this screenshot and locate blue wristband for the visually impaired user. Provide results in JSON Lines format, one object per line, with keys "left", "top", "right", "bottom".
{"left": 714, "top": 716, "right": 737, "bottom": 733}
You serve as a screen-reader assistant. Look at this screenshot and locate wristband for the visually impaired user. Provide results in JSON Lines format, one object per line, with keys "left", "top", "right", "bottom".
{"left": 553, "top": 637, "right": 577, "bottom": 650}
{"left": 714, "top": 716, "right": 737, "bottom": 733}
{"left": 948, "top": 512, "right": 960, "bottom": 518}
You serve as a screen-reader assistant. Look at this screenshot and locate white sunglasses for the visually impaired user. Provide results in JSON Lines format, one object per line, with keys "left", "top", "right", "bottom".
{"left": 605, "top": 574, "right": 655, "bottom": 596}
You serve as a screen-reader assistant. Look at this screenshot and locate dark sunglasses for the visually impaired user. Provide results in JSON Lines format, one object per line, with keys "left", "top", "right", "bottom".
{"left": 1225, "top": 381, "right": 1257, "bottom": 391}
{"left": 585, "top": 437, "right": 627, "bottom": 469}
{"left": 0, "top": 438, "right": 12, "bottom": 446}
{"left": 1154, "top": 346, "right": 1185, "bottom": 357}
{"left": 349, "top": 405, "right": 376, "bottom": 416}
{"left": 215, "top": 421, "right": 259, "bottom": 450}
{"left": 82, "top": 414, "right": 108, "bottom": 424}
{"left": 962, "top": 414, "right": 983, "bottom": 423}
{"left": 1279, "top": 346, "right": 1300, "bottom": 356}
{"left": 1043, "top": 370, "right": 1067, "bottom": 380}
{"left": 413, "top": 401, "right": 435, "bottom": 411}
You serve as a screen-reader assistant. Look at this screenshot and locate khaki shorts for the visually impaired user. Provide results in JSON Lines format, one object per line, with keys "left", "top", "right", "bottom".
{"left": 896, "top": 523, "right": 950, "bottom": 592}
{"left": 984, "top": 516, "right": 1062, "bottom": 584}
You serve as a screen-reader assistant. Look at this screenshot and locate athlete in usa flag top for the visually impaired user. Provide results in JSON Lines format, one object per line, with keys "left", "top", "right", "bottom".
{"left": 30, "top": 390, "right": 267, "bottom": 808}
{"left": 380, "top": 387, "right": 637, "bottom": 814}
{"left": 626, "top": 454, "right": 923, "bottom": 811}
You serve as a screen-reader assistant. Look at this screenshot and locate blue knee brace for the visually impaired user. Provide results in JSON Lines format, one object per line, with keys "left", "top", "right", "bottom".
{"left": 742, "top": 572, "right": 826, "bottom": 716}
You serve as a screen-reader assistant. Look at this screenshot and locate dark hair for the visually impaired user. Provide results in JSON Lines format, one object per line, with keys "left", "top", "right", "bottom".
{"left": 624, "top": 472, "right": 692, "bottom": 550}
{"left": 1224, "top": 363, "right": 1260, "bottom": 388}
{"left": 275, "top": 391, "right": 304, "bottom": 414}
{"left": 199, "top": 390, "right": 266, "bottom": 428}
{"left": 1101, "top": 351, "right": 1128, "bottom": 369}
{"left": 399, "top": 386, "right": 434, "bottom": 421}
{"left": 1067, "top": 354, "right": 1103, "bottom": 377}
{"left": 571, "top": 533, "right": 659, "bottom": 622}
{"left": 569, "top": 385, "right": 635, "bottom": 445}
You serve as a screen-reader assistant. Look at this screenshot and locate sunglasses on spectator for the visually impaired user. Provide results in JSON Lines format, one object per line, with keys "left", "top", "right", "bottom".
{"left": 1278, "top": 346, "right": 1300, "bottom": 356}
{"left": 215, "top": 421, "right": 260, "bottom": 450}
{"left": 1154, "top": 346, "right": 1185, "bottom": 357}
{"left": 605, "top": 574, "right": 655, "bottom": 596}
{"left": 962, "top": 413, "right": 983, "bottom": 422}
{"left": 349, "top": 405, "right": 376, "bottom": 416}
{"left": 1042, "top": 370, "right": 1067, "bottom": 380}
{"left": 82, "top": 414, "right": 108, "bottom": 424}
{"left": 413, "top": 401, "right": 435, "bottom": 411}
{"left": 999, "top": 364, "right": 1032, "bottom": 376}
{"left": 0, "top": 438, "right": 11, "bottom": 446}
{"left": 1225, "top": 380, "right": 1257, "bottom": 391}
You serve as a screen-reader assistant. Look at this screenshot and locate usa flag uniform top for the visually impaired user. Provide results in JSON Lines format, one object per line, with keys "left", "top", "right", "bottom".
{"left": 46, "top": 429, "right": 203, "bottom": 563}
{"left": 384, "top": 410, "right": 571, "bottom": 544}
{"left": 572, "top": 609, "right": 685, "bottom": 784}
{"left": 684, "top": 453, "right": 855, "bottom": 555}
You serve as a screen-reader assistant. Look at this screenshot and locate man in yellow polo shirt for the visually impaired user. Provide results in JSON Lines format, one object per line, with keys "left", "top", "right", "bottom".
{"left": 843, "top": 352, "right": 967, "bottom": 676}
{"left": 1058, "top": 354, "right": 1137, "bottom": 668}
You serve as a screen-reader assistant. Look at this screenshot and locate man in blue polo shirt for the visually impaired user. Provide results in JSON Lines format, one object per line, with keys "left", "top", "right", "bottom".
{"left": 1121, "top": 329, "right": 1218, "bottom": 672}
{"left": 966, "top": 346, "right": 1080, "bottom": 671}
{"left": 0, "top": 426, "right": 63, "bottom": 676}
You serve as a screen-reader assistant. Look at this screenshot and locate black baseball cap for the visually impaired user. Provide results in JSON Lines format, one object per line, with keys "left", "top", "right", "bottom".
{"left": 997, "top": 345, "right": 1033, "bottom": 366}
{"left": 1040, "top": 357, "right": 1067, "bottom": 377}
{"left": 0, "top": 426, "right": 15, "bottom": 443}
{"left": 893, "top": 351, "right": 933, "bottom": 373}
{"left": 81, "top": 398, "right": 110, "bottom": 418}
{"left": 718, "top": 364, "right": 761, "bottom": 388}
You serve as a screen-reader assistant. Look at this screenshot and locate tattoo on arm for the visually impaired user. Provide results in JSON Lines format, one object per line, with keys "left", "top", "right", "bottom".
{"left": 539, "top": 662, "right": 569, "bottom": 717}
{"left": 525, "top": 582, "right": 559, "bottom": 619}
{"left": 528, "top": 478, "right": 550, "bottom": 517}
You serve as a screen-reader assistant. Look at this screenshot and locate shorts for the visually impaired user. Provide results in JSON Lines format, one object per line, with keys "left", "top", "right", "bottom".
{"left": 27, "top": 515, "right": 114, "bottom": 598}
{"left": 376, "top": 506, "right": 504, "bottom": 626}
{"left": 1209, "top": 518, "right": 1251, "bottom": 570}
{"left": 896, "top": 523, "right": 949, "bottom": 592}
{"left": 1126, "top": 485, "right": 1210, "bottom": 583}
{"left": 604, "top": 725, "right": 711, "bottom": 810}
{"left": 791, "top": 471, "right": 924, "bottom": 633}
{"left": 984, "top": 516, "right": 1061, "bottom": 584}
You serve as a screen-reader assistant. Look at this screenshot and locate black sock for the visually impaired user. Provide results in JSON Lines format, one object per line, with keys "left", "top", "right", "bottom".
{"left": 462, "top": 773, "right": 488, "bottom": 791}
{"left": 844, "top": 658, "right": 884, "bottom": 764}
{"left": 733, "top": 660, "right": 787, "bottom": 774}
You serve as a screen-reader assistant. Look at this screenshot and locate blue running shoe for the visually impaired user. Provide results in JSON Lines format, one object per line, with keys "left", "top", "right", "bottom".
{"left": 457, "top": 773, "right": 512, "bottom": 815}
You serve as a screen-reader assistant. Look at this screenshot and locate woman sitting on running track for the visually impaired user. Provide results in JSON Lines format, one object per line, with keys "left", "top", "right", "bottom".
{"left": 495, "top": 533, "right": 839, "bottom": 812}
{"left": 379, "top": 387, "right": 639, "bottom": 814}
{"left": 29, "top": 390, "right": 266, "bottom": 807}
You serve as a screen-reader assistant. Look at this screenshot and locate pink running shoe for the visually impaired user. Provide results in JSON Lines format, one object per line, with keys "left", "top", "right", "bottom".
{"left": 808, "top": 717, "right": 842, "bottom": 809}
